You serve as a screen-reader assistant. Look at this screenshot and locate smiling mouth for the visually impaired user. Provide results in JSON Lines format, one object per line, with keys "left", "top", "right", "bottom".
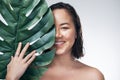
{"left": 55, "top": 41, "right": 65, "bottom": 45}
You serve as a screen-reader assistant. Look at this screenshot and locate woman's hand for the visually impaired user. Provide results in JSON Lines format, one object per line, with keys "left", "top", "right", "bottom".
{"left": 6, "top": 42, "right": 36, "bottom": 80}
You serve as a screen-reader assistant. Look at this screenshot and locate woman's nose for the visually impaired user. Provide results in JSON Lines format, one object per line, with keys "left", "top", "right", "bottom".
{"left": 56, "top": 28, "right": 62, "bottom": 38}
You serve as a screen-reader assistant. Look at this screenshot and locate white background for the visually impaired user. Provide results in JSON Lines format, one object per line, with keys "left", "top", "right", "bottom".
{"left": 46, "top": 0, "right": 120, "bottom": 80}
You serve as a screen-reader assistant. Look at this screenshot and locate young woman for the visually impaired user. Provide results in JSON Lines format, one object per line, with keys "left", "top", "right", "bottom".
{"left": 6, "top": 2, "right": 104, "bottom": 80}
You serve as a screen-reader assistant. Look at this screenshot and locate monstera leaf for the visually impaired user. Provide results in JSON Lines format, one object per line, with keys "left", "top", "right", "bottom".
{"left": 0, "top": 0, "right": 55, "bottom": 80}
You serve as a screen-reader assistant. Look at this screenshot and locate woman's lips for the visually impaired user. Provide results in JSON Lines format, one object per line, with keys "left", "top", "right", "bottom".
{"left": 55, "top": 41, "right": 65, "bottom": 46}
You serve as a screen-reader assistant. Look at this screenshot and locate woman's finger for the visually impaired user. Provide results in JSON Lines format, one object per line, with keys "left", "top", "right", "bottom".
{"left": 15, "top": 42, "right": 22, "bottom": 57}
{"left": 19, "top": 42, "right": 30, "bottom": 59}
{"left": 26, "top": 54, "right": 36, "bottom": 66}
{"left": 23, "top": 50, "right": 36, "bottom": 63}
{"left": 7, "top": 56, "right": 13, "bottom": 68}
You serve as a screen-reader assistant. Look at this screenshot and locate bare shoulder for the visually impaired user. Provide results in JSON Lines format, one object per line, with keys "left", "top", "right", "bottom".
{"left": 84, "top": 66, "right": 105, "bottom": 80}
{"left": 75, "top": 61, "right": 105, "bottom": 80}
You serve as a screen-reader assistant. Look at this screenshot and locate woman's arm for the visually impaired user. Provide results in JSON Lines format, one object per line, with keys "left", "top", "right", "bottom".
{"left": 6, "top": 42, "right": 36, "bottom": 80}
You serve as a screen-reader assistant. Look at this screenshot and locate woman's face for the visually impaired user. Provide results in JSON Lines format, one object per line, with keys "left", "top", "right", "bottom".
{"left": 53, "top": 9, "right": 76, "bottom": 55}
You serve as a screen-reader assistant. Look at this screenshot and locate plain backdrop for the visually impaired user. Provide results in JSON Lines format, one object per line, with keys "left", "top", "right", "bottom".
{"left": 46, "top": 0, "right": 120, "bottom": 80}
{"left": 0, "top": 0, "right": 119, "bottom": 80}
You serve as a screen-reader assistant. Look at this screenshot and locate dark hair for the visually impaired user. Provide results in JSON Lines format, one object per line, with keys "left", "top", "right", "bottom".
{"left": 50, "top": 2, "right": 84, "bottom": 58}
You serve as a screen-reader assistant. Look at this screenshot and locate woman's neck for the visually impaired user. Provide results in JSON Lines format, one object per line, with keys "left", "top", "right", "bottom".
{"left": 49, "top": 52, "right": 76, "bottom": 69}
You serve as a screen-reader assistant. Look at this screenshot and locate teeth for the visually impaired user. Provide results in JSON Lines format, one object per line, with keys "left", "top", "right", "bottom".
{"left": 55, "top": 41, "right": 64, "bottom": 44}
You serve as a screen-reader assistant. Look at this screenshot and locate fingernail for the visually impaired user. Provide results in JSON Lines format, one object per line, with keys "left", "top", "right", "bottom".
{"left": 27, "top": 42, "right": 29, "bottom": 44}
{"left": 19, "top": 42, "right": 22, "bottom": 44}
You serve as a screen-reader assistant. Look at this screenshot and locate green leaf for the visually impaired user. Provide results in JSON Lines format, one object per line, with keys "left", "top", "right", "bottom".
{"left": 0, "top": 0, "right": 55, "bottom": 80}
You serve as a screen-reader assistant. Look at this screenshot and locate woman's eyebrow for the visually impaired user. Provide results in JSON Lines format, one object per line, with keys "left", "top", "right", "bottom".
{"left": 60, "top": 23, "right": 69, "bottom": 26}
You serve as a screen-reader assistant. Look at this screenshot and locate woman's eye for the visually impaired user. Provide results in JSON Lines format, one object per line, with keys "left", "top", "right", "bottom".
{"left": 61, "top": 27, "right": 69, "bottom": 30}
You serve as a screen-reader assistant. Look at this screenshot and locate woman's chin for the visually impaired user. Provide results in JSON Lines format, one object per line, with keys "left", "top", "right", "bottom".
{"left": 55, "top": 50, "right": 65, "bottom": 55}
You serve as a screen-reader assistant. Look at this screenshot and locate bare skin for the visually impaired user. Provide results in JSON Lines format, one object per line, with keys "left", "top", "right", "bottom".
{"left": 40, "top": 60, "right": 104, "bottom": 80}
{"left": 6, "top": 8, "right": 104, "bottom": 80}
{"left": 6, "top": 42, "right": 36, "bottom": 80}
{"left": 40, "top": 9, "right": 104, "bottom": 80}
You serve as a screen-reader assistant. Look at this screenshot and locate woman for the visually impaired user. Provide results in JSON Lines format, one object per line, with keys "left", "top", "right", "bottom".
{"left": 6, "top": 2, "right": 104, "bottom": 80}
